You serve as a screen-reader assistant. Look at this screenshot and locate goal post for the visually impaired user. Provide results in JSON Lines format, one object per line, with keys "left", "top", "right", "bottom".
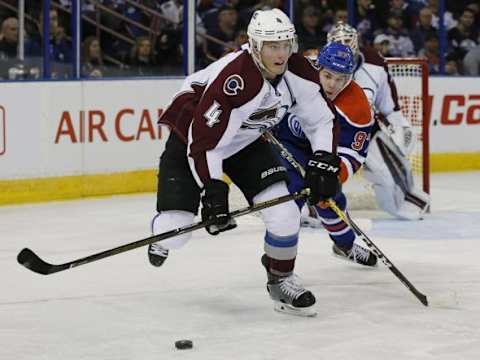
{"left": 386, "top": 57, "right": 430, "bottom": 195}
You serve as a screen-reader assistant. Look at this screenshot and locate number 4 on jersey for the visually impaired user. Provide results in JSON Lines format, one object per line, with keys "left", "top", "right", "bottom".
{"left": 204, "top": 101, "right": 222, "bottom": 128}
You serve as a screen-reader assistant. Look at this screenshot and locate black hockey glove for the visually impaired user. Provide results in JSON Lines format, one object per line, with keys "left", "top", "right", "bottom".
{"left": 305, "top": 151, "right": 341, "bottom": 205}
{"left": 201, "top": 179, "right": 237, "bottom": 236}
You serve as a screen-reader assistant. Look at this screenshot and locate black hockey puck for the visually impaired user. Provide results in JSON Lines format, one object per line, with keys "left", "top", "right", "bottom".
{"left": 175, "top": 339, "right": 193, "bottom": 350}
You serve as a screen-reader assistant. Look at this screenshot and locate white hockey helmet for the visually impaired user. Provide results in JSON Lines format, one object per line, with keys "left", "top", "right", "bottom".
{"left": 327, "top": 22, "right": 359, "bottom": 56}
{"left": 247, "top": 8, "right": 297, "bottom": 73}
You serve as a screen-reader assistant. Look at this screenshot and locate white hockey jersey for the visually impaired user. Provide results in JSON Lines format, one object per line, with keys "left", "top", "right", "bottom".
{"left": 159, "top": 48, "right": 337, "bottom": 187}
{"left": 353, "top": 47, "right": 401, "bottom": 118}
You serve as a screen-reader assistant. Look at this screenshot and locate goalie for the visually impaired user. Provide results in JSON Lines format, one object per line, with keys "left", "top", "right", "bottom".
{"left": 303, "top": 22, "right": 430, "bottom": 226}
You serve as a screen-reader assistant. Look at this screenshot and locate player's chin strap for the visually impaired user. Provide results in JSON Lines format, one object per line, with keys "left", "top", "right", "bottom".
{"left": 263, "top": 130, "right": 428, "bottom": 306}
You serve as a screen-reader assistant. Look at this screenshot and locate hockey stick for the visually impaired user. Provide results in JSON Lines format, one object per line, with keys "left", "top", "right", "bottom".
{"left": 264, "top": 131, "right": 428, "bottom": 306}
{"left": 17, "top": 189, "right": 309, "bottom": 275}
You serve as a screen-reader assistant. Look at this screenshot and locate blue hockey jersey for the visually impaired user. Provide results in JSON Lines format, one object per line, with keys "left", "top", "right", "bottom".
{"left": 275, "top": 80, "right": 373, "bottom": 183}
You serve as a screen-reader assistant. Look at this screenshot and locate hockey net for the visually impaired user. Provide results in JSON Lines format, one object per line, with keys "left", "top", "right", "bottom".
{"left": 229, "top": 58, "right": 430, "bottom": 211}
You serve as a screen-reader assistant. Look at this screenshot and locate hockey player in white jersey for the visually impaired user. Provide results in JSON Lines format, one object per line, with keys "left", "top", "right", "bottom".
{"left": 147, "top": 9, "right": 341, "bottom": 316}
{"left": 303, "top": 22, "right": 429, "bottom": 226}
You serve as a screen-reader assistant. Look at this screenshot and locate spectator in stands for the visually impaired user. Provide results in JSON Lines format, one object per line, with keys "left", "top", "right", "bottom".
{"left": 25, "top": 8, "right": 72, "bottom": 78}
{"left": 354, "top": 0, "right": 379, "bottom": 44}
{"left": 296, "top": 6, "right": 327, "bottom": 53}
{"left": 387, "top": 0, "right": 416, "bottom": 30}
{"left": 409, "top": 6, "right": 437, "bottom": 53}
{"left": 418, "top": 33, "right": 440, "bottom": 74}
{"left": 426, "top": 0, "right": 457, "bottom": 31}
{"left": 444, "top": 54, "right": 461, "bottom": 75}
{"left": 465, "top": 2, "right": 480, "bottom": 29}
{"left": 154, "top": 26, "right": 182, "bottom": 74}
{"left": 322, "top": 8, "right": 348, "bottom": 35}
{"left": 408, "top": 0, "right": 428, "bottom": 12}
{"left": 203, "top": 0, "right": 243, "bottom": 32}
{"left": 204, "top": 5, "right": 239, "bottom": 61}
{"left": 373, "top": 34, "right": 393, "bottom": 57}
{"left": 0, "top": 16, "right": 19, "bottom": 79}
{"left": 238, "top": 0, "right": 282, "bottom": 28}
{"left": 81, "top": 36, "right": 107, "bottom": 78}
{"left": 97, "top": 0, "right": 131, "bottom": 61}
{"left": 57, "top": 0, "right": 97, "bottom": 38}
{"left": 382, "top": 14, "right": 415, "bottom": 57}
{"left": 126, "top": 36, "right": 158, "bottom": 76}
{"left": 123, "top": 2, "right": 150, "bottom": 39}
{"left": 0, "top": 17, "right": 18, "bottom": 60}
{"left": 448, "top": 8, "right": 479, "bottom": 59}
{"left": 463, "top": 33, "right": 480, "bottom": 75}
{"left": 150, "top": 0, "right": 202, "bottom": 71}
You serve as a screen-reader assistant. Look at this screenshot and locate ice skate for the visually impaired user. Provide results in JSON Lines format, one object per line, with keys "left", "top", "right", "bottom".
{"left": 332, "top": 243, "right": 377, "bottom": 267}
{"left": 148, "top": 243, "right": 169, "bottom": 267}
{"left": 267, "top": 274, "right": 317, "bottom": 317}
{"left": 262, "top": 255, "right": 317, "bottom": 317}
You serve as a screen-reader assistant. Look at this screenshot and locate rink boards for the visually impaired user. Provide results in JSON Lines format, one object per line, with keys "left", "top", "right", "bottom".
{"left": 0, "top": 76, "right": 479, "bottom": 205}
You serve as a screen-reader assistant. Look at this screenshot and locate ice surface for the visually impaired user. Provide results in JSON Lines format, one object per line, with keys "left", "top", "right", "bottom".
{"left": 1, "top": 172, "right": 480, "bottom": 360}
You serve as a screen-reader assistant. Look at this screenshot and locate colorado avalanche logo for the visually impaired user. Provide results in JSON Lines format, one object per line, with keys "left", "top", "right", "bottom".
{"left": 241, "top": 104, "right": 289, "bottom": 130}
{"left": 223, "top": 74, "right": 244, "bottom": 96}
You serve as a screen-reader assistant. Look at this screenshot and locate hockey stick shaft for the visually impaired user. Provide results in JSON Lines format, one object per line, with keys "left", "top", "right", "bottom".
{"left": 264, "top": 131, "right": 428, "bottom": 306}
{"left": 17, "top": 189, "right": 309, "bottom": 275}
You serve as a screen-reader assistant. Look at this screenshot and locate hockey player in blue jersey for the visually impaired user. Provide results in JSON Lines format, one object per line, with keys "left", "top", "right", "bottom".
{"left": 274, "top": 42, "right": 378, "bottom": 266}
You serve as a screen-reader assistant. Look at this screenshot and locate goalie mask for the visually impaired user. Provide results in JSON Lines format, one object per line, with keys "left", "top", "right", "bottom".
{"left": 327, "top": 22, "right": 359, "bottom": 57}
{"left": 247, "top": 9, "right": 297, "bottom": 76}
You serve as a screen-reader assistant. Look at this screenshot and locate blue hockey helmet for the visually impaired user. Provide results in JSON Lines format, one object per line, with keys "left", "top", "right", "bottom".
{"left": 316, "top": 42, "right": 355, "bottom": 74}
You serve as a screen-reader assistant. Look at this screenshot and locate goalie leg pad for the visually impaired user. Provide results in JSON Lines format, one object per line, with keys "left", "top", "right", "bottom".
{"left": 364, "top": 131, "right": 430, "bottom": 220}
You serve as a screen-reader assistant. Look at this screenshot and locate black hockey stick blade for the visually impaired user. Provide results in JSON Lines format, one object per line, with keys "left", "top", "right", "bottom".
{"left": 17, "top": 248, "right": 68, "bottom": 275}
{"left": 17, "top": 189, "right": 309, "bottom": 275}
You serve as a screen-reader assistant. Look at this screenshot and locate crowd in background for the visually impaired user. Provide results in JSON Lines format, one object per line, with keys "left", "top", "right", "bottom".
{"left": 0, "top": 0, "right": 478, "bottom": 80}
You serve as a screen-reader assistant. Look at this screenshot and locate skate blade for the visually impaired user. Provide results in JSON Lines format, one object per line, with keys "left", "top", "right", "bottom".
{"left": 331, "top": 252, "right": 378, "bottom": 268}
{"left": 273, "top": 302, "right": 317, "bottom": 317}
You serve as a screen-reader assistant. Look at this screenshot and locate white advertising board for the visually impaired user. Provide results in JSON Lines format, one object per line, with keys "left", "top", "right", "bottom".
{"left": 0, "top": 77, "right": 478, "bottom": 182}
{"left": 0, "top": 79, "right": 182, "bottom": 180}
{"left": 429, "top": 77, "right": 480, "bottom": 153}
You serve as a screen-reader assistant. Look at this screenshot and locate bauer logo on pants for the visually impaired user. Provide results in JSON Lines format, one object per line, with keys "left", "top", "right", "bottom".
{"left": 261, "top": 166, "right": 286, "bottom": 179}
{"left": 0, "top": 106, "right": 5, "bottom": 156}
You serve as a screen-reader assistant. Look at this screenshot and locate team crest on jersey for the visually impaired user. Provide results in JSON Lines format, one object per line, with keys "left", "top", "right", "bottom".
{"left": 241, "top": 103, "right": 288, "bottom": 130}
{"left": 287, "top": 114, "right": 306, "bottom": 139}
{"left": 223, "top": 74, "right": 244, "bottom": 96}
